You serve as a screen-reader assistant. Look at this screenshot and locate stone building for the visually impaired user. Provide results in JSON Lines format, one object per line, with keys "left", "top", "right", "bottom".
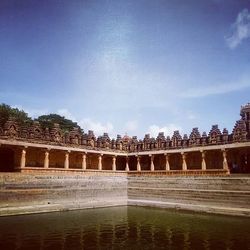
{"left": 0, "top": 103, "right": 250, "bottom": 174}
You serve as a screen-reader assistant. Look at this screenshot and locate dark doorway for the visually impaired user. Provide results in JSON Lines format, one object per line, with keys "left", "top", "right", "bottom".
{"left": 0, "top": 148, "right": 15, "bottom": 172}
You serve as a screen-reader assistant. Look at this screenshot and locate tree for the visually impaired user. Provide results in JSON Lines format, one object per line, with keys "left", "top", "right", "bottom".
{"left": 35, "top": 114, "right": 83, "bottom": 133}
{"left": 0, "top": 103, "right": 32, "bottom": 127}
{"left": 0, "top": 103, "right": 83, "bottom": 134}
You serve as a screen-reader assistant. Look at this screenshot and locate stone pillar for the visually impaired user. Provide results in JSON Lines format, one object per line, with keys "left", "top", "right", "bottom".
{"left": 20, "top": 148, "right": 26, "bottom": 168}
{"left": 125, "top": 157, "right": 129, "bottom": 171}
{"left": 112, "top": 156, "right": 116, "bottom": 171}
{"left": 165, "top": 153, "right": 170, "bottom": 171}
{"left": 82, "top": 153, "right": 87, "bottom": 170}
{"left": 98, "top": 154, "right": 103, "bottom": 170}
{"left": 222, "top": 149, "right": 229, "bottom": 172}
{"left": 182, "top": 152, "right": 187, "bottom": 171}
{"left": 201, "top": 150, "right": 206, "bottom": 170}
{"left": 44, "top": 150, "right": 49, "bottom": 168}
{"left": 150, "top": 155, "right": 154, "bottom": 171}
{"left": 64, "top": 151, "right": 69, "bottom": 169}
{"left": 137, "top": 156, "right": 141, "bottom": 171}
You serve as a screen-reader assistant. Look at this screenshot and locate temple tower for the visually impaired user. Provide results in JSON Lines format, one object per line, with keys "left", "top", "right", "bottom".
{"left": 240, "top": 103, "right": 250, "bottom": 139}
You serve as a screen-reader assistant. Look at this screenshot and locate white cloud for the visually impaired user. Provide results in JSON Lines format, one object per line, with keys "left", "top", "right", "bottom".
{"left": 79, "top": 118, "right": 114, "bottom": 137}
{"left": 57, "top": 109, "right": 115, "bottom": 137}
{"left": 27, "top": 108, "right": 49, "bottom": 118}
{"left": 179, "top": 78, "right": 250, "bottom": 98}
{"left": 187, "top": 111, "right": 196, "bottom": 120}
{"left": 147, "top": 124, "right": 182, "bottom": 138}
{"left": 226, "top": 8, "right": 250, "bottom": 49}
{"left": 57, "top": 108, "right": 77, "bottom": 121}
{"left": 12, "top": 105, "right": 49, "bottom": 118}
{"left": 124, "top": 120, "right": 138, "bottom": 132}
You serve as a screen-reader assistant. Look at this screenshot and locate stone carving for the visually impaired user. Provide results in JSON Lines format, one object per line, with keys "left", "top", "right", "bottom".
{"left": 4, "top": 118, "right": 19, "bottom": 138}
{"left": 171, "top": 131, "right": 182, "bottom": 148}
{"left": 29, "top": 121, "right": 43, "bottom": 140}
{"left": 137, "top": 140, "right": 143, "bottom": 151}
{"left": 156, "top": 132, "right": 166, "bottom": 149}
{"left": 87, "top": 130, "right": 96, "bottom": 148}
{"left": 166, "top": 136, "right": 171, "bottom": 148}
{"left": 208, "top": 125, "right": 221, "bottom": 144}
{"left": 20, "top": 124, "right": 28, "bottom": 139}
{"left": 44, "top": 128, "right": 51, "bottom": 141}
{"left": 189, "top": 128, "right": 201, "bottom": 146}
{"left": 143, "top": 134, "right": 151, "bottom": 150}
{"left": 50, "top": 123, "right": 63, "bottom": 143}
{"left": 232, "top": 120, "right": 247, "bottom": 142}
{"left": 116, "top": 135, "right": 123, "bottom": 151}
{"left": 69, "top": 127, "right": 82, "bottom": 145}
{"left": 100, "top": 133, "right": 111, "bottom": 149}
{"left": 201, "top": 132, "right": 207, "bottom": 145}
{"left": 0, "top": 104, "right": 250, "bottom": 152}
{"left": 64, "top": 131, "right": 70, "bottom": 144}
{"left": 129, "top": 136, "right": 138, "bottom": 152}
{"left": 222, "top": 128, "right": 229, "bottom": 143}
{"left": 240, "top": 103, "right": 250, "bottom": 139}
{"left": 111, "top": 139, "right": 116, "bottom": 149}
{"left": 182, "top": 134, "right": 188, "bottom": 147}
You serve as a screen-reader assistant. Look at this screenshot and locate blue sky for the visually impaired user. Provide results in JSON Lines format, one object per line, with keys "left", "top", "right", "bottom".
{"left": 0, "top": 0, "right": 250, "bottom": 138}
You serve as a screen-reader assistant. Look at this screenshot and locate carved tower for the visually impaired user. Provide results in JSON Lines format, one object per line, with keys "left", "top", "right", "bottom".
{"left": 240, "top": 103, "right": 250, "bottom": 139}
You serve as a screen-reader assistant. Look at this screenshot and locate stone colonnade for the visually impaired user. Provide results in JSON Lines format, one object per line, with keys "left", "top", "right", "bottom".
{"left": 18, "top": 146, "right": 230, "bottom": 173}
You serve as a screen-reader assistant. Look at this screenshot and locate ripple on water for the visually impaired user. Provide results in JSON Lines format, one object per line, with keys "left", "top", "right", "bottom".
{"left": 0, "top": 207, "right": 250, "bottom": 250}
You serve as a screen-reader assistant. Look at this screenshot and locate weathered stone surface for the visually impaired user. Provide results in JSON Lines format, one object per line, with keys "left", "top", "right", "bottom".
{"left": 1, "top": 173, "right": 250, "bottom": 217}
{"left": 0, "top": 173, "right": 127, "bottom": 216}
{"left": 127, "top": 175, "right": 250, "bottom": 217}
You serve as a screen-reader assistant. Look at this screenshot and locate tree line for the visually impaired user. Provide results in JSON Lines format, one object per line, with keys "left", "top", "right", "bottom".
{"left": 0, "top": 103, "right": 82, "bottom": 133}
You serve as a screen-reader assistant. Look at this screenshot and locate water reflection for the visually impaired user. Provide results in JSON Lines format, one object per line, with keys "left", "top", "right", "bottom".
{"left": 0, "top": 206, "right": 249, "bottom": 250}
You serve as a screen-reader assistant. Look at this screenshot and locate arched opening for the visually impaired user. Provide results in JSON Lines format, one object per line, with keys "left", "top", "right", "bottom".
{"left": 0, "top": 147, "right": 15, "bottom": 172}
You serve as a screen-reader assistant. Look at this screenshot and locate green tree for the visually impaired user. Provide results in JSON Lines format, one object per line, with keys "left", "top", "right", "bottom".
{"left": 0, "top": 103, "right": 32, "bottom": 127}
{"left": 35, "top": 114, "right": 83, "bottom": 133}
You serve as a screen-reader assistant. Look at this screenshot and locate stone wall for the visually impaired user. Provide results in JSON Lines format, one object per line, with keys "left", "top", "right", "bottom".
{"left": 0, "top": 172, "right": 127, "bottom": 216}
{"left": 1, "top": 173, "right": 250, "bottom": 217}
{"left": 128, "top": 175, "right": 250, "bottom": 216}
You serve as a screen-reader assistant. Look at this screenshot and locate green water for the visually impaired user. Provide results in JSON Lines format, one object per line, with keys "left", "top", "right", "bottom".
{"left": 0, "top": 206, "right": 249, "bottom": 250}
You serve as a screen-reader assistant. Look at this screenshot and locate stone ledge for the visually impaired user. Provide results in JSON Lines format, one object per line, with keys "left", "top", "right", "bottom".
{"left": 0, "top": 201, "right": 127, "bottom": 217}
{"left": 128, "top": 187, "right": 250, "bottom": 193}
{"left": 127, "top": 169, "right": 228, "bottom": 176}
{"left": 128, "top": 199, "right": 250, "bottom": 217}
